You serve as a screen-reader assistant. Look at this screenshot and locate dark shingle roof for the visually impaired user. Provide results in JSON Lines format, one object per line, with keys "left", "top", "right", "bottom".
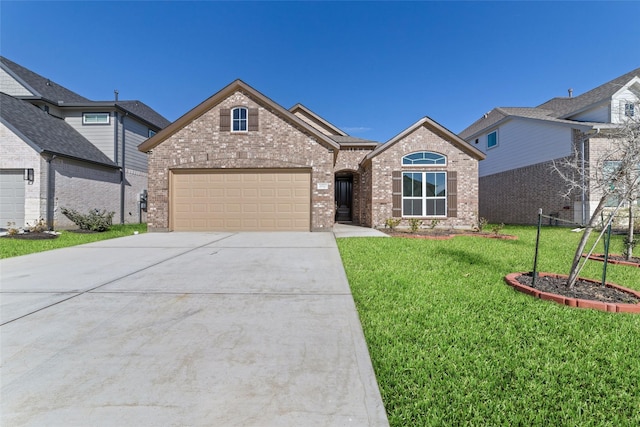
{"left": 537, "top": 67, "right": 640, "bottom": 118}
{"left": 0, "top": 93, "right": 116, "bottom": 167}
{"left": 1, "top": 56, "right": 170, "bottom": 129}
{"left": 116, "top": 100, "right": 171, "bottom": 129}
{"left": 0, "top": 56, "right": 90, "bottom": 103}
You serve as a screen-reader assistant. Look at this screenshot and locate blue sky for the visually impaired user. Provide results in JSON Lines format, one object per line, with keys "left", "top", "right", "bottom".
{"left": 2, "top": 1, "right": 638, "bottom": 141}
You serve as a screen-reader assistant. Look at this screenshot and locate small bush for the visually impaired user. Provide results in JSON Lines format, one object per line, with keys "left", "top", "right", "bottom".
{"left": 491, "top": 223, "right": 505, "bottom": 235}
{"left": 477, "top": 217, "right": 489, "bottom": 232}
{"left": 61, "top": 207, "right": 114, "bottom": 232}
{"left": 385, "top": 218, "right": 401, "bottom": 231}
{"left": 27, "top": 218, "right": 47, "bottom": 232}
{"left": 6, "top": 221, "right": 19, "bottom": 236}
{"left": 429, "top": 219, "right": 440, "bottom": 229}
{"left": 408, "top": 218, "right": 422, "bottom": 233}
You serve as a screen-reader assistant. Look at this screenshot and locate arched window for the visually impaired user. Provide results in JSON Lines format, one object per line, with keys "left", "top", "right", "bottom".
{"left": 232, "top": 107, "right": 247, "bottom": 132}
{"left": 402, "top": 151, "right": 446, "bottom": 166}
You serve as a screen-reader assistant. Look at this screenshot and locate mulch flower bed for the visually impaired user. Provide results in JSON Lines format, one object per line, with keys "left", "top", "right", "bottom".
{"left": 582, "top": 253, "right": 640, "bottom": 268}
{"left": 2, "top": 231, "right": 59, "bottom": 240}
{"left": 383, "top": 230, "right": 518, "bottom": 240}
{"left": 505, "top": 272, "right": 640, "bottom": 313}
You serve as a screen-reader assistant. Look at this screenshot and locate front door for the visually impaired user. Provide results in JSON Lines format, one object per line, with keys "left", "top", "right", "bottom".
{"left": 335, "top": 176, "right": 353, "bottom": 222}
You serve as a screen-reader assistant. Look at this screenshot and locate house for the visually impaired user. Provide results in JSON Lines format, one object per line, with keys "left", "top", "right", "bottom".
{"left": 0, "top": 57, "right": 170, "bottom": 229}
{"left": 139, "top": 79, "right": 485, "bottom": 232}
{"left": 459, "top": 68, "right": 640, "bottom": 225}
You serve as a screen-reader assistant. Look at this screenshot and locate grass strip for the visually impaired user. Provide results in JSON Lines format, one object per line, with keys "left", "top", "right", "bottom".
{"left": 0, "top": 223, "right": 147, "bottom": 259}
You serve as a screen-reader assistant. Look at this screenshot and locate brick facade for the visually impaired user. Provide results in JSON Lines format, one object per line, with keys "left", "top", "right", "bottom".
{"left": 146, "top": 91, "right": 334, "bottom": 231}
{"left": 369, "top": 125, "right": 480, "bottom": 229}
{"left": 142, "top": 83, "right": 483, "bottom": 232}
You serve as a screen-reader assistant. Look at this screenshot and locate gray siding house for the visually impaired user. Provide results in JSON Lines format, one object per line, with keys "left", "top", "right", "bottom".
{"left": 0, "top": 57, "right": 170, "bottom": 229}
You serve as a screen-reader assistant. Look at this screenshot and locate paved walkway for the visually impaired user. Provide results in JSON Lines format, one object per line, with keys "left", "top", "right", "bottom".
{"left": 333, "top": 223, "right": 389, "bottom": 238}
{"left": 1, "top": 232, "right": 388, "bottom": 426}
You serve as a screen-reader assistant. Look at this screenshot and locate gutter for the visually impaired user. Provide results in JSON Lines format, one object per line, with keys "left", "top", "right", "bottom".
{"left": 45, "top": 155, "right": 57, "bottom": 230}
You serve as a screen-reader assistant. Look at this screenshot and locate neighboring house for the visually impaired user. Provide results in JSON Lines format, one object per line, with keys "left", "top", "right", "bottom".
{"left": 139, "top": 79, "right": 485, "bottom": 232}
{"left": 459, "top": 68, "right": 640, "bottom": 225}
{"left": 0, "top": 57, "right": 170, "bottom": 229}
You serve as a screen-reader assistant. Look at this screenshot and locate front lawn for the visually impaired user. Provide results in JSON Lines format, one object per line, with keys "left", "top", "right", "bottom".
{"left": 0, "top": 223, "right": 147, "bottom": 259}
{"left": 337, "top": 226, "right": 640, "bottom": 426}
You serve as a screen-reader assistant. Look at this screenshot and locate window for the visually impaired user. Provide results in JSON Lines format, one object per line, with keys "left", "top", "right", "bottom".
{"left": 232, "top": 107, "right": 247, "bottom": 132}
{"left": 402, "top": 171, "right": 447, "bottom": 216}
{"left": 603, "top": 161, "right": 622, "bottom": 207}
{"left": 487, "top": 130, "right": 498, "bottom": 149}
{"left": 625, "top": 103, "right": 635, "bottom": 118}
{"left": 148, "top": 129, "right": 156, "bottom": 138}
{"left": 83, "top": 112, "right": 110, "bottom": 124}
{"left": 402, "top": 152, "right": 446, "bottom": 166}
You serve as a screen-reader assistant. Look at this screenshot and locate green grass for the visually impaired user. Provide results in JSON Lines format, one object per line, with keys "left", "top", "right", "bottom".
{"left": 337, "top": 226, "right": 640, "bottom": 426}
{"left": 0, "top": 223, "right": 147, "bottom": 259}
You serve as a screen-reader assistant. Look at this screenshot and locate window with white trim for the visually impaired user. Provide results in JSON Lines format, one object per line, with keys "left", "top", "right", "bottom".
{"left": 402, "top": 151, "right": 446, "bottom": 166}
{"left": 402, "top": 171, "right": 447, "bottom": 216}
{"left": 83, "top": 112, "right": 110, "bottom": 124}
{"left": 625, "top": 103, "right": 635, "bottom": 117}
{"left": 232, "top": 107, "right": 248, "bottom": 132}
{"left": 487, "top": 130, "right": 498, "bottom": 149}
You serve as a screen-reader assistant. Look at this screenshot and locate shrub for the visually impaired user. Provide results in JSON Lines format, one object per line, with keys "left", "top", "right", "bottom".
{"left": 385, "top": 218, "right": 401, "bottom": 231}
{"left": 408, "top": 218, "right": 422, "bottom": 233}
{"left": 429, "top": 219, "right": 440, "bottom": 229}
{"left": 491, "top": 223, "right": 505, "bottom": 235}
{"left": 27, "top": 218, "right": 47, "bottom": 232}
{"left": 61, "top": 207, "right": 114, "bottom": 232}
{"left": 6, "top": 221, "right": 19, "bottom": 236}
{"left": 477, "top": 217, "right": 489, "bottom": 232}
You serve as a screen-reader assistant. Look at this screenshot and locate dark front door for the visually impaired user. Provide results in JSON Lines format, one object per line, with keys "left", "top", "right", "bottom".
{"left": 335, "top": 176, "right": 353, "bottom": 222}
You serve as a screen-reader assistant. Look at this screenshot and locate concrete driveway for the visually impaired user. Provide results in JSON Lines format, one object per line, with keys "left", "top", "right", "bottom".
{"left": 1, "top": 231, "right": 388, "bottom": 426}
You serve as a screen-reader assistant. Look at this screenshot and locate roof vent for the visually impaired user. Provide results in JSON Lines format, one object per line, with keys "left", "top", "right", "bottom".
{"left": 568, "top": 88, "right": 573, "bottom": 98}
{"left": 46, "top": 79, "right": 52, "bottom": 86}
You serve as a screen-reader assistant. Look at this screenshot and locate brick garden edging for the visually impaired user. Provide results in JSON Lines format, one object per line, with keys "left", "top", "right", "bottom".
{"left": 504, "top": 272, "right": 640, "bottom": 314}
{"left": 388, "top": 232, "right": 518, "bottom": 241}
{"left": 581, "top": 254, "right": 640, "bottom": 268}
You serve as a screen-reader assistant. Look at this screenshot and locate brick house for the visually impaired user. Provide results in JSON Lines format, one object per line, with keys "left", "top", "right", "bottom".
{"left": 0, "top": 57, "right": 169, "bottom": 229}
{"left": 459, "top": 67, "right": 640, "bottom": 225}
{"left": 140, "top": 80, "right": 484, "bottom": 232}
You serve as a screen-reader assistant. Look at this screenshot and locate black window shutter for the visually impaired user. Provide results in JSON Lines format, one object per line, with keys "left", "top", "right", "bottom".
{"left": 220, "top": 109, "right": 230, "bottom": 131}
{"left": 447, "top": 171, "right": 458, "bottom": 218}
{"left": 248, "top": 108, "right": 259, "bottom": 131}
{"left": 392, "top": 171, "right": 402, "bottom": 218}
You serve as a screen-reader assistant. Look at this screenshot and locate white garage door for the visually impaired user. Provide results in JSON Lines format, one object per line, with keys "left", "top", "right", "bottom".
{"left": 170, "top": 169, "right": 311, "bottom": 231}
{"left": 0, "top": 170, "right": 26, "bottom": 228}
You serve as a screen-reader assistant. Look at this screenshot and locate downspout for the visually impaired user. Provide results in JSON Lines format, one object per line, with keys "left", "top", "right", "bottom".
{"left": 46, "top": 155, "right": 57, "bottom": 230}
{"left": 120, "top": 111, "right": 128, "bottom": 225}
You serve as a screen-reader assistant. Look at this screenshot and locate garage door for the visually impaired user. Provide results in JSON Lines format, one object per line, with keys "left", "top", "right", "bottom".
{"left": 0, "top": 170, "right": 26, "bottom": 228}
{"left": 170, "top": 169, "right": 311, "bottom": 231}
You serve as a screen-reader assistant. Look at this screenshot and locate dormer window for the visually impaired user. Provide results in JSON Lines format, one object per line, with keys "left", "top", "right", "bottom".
{"left": 402, "top": 151, "right": 446, "bottom": 166}
{"left": 625, "top": 103, "right": 635, "bottom": 118}
{"left": 232, "top": 107, "right": 248, "bottom": 132}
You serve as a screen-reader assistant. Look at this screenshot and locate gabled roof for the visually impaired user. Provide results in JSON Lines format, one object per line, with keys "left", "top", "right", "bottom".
{"left": 537, "top": 67, "right": 640, "bottom": 119}
{"left": 0, "top": 93, "right": 117, "bottom": 167}
{"left": 460, "top": 67, "right": 640, "bottom": 140}
{"left": 0, "top": 56, "right": 170, "bottom": 129}
{"left": 139, "top": 79, "right": 340, "bottom": 154}
{"left": 1, "top": 56, "right": 90, "bottom": 103}
{"left": 289, "top": 103, "right": 348, "bottom": 136}
{"left": 368, "top": 116, "right": 485, "bottom": 161}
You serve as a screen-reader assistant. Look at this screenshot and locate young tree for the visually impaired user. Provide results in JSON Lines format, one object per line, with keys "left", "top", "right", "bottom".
{"left": 554, "top": 102, "right": 640, "bottom": 287}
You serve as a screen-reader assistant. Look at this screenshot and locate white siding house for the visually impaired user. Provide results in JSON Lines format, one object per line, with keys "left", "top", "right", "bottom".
{"left": 460, "top": 68, "right": 640, "bottom": 225}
